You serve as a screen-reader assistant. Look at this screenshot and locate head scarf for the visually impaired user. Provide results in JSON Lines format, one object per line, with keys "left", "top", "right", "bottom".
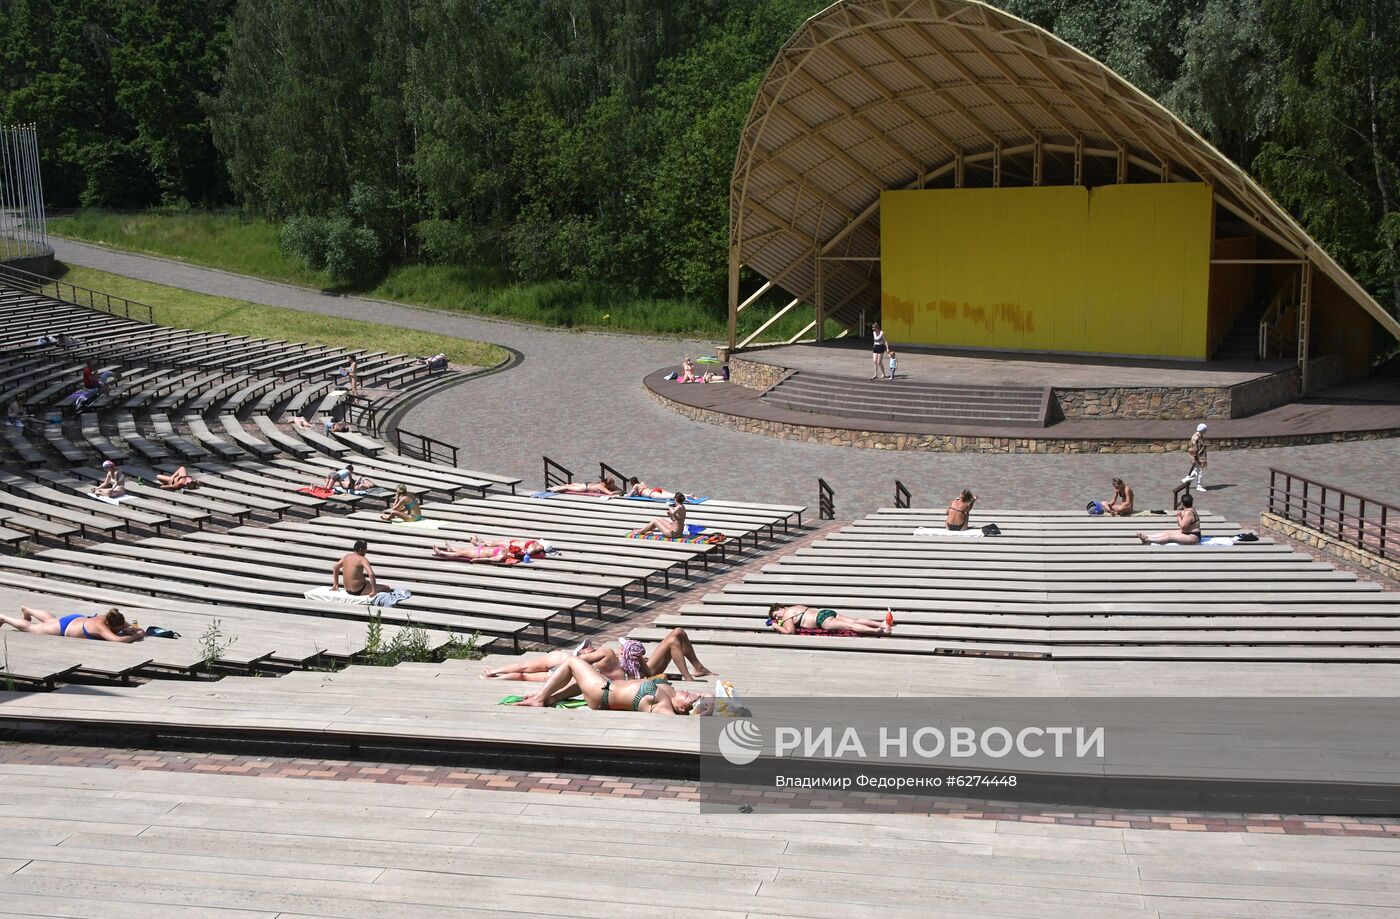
{"left": 618, "top": 638, "right": 647, "bottom": 679}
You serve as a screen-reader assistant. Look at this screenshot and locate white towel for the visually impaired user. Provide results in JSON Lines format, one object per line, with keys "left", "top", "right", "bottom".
{"left": 391, "top": 518, "right": 444, "bottom": 530}
{"left": 304, "top": 586, "right": 375, "bottom": 605}
{"left": 92, "top": 494, "right": 131, "bottom": 505}
{"left": 1148, "top": 536, "right": 1240, "bottom": 548}
{"left": 913, "top": 526, "right": 984, "bottom": 538}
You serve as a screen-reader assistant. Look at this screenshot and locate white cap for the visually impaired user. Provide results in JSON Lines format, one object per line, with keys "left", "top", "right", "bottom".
{"left": 1196, "top": 423, "right": 1208, "bottom": 432}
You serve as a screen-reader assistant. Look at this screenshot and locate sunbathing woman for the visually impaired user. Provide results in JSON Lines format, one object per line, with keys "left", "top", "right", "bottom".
{"left": 91, "top": 460, "right": 127, "bottom": 499}
{"left": 1138, "top": 493, "right": 1202, "bottom": 545}
{"left": 547, "top": 477, "right": 620, "bottom": 497}
{"left": 483, "top": 630, "right": 714, "bottom": 683}
{"left": 768, "top": 603, "right": 893, "bottom": 636}
{"left": 432, "top": 535, "right": 548, "bottom": 563}
{"left": 625, "top": 477, "right": 676, "bottom": 501}
{"left": 680, "top": 357, "right": 697, "bottom": 383}
{"left": 628, "top": 493, "right": 687, "bottom": 538}
{"left": 0, "top": 606, "right": 145, "bottom": 642}
{"left": 157, "top": 466, "right": 198, "bottom": 490}
{"left": 380, "top": 484, "right": 423, "bottom": 522}
{"left": 511, "top": 655, "right": 711, "bottom": 714}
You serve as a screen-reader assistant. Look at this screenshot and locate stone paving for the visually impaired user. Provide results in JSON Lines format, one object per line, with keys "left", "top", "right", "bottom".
{"left": 4, "top": 739, "right": 1396, "bottom": 835}
{"left": 52, "top": 238, "right": 1400, "bottom": 525}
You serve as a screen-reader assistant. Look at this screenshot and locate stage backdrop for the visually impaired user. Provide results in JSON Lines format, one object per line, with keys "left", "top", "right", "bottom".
{"left": 880, "top": 183, "right": 1213, "bottom": 359}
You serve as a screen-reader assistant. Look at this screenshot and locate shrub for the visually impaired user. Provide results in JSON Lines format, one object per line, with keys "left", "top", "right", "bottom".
{"left": 282, "top": 214, "right": 383, "bottom": 286}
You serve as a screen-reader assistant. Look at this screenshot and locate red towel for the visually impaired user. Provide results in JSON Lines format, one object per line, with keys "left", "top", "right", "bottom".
{"left": 298, "top": 486, "right": 335, "bottom": 498}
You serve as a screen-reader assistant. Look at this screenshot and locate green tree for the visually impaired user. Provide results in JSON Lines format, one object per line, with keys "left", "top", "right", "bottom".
{"left": 1255, "top": 0, "right": 1400, "bottom": 317}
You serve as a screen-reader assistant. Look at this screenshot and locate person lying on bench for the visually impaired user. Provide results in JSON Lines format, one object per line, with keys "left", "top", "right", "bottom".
{"left": 157, "top": 466, "right": 199, "bottom": 490}
{"left": 1104, "top": 477, "right": 1133, "bottom": 516}
{"left": 380, "top": 484, "right": 422, "bottom": 522}
{"left": 946, "top": 489, "right": 977, "bottom": 531}
{"left": 483, "top": 630, "right": 714, "bottom": 683}
{"left": 547, "top": 477, "right": 620, "bottom": 497}
{"left": 4, "top": 396, "right": 24, "bottom": 430}
{"left": 332, "top": 539, "right": 381, "bottom": 596}
{"left": 1138, "top": 493, "right": 1202, "bottom": 545}
{"left": 625, "top": 477, "right": 677, "bottom": 500}
{"left": 510, "top": 655, "right": 711, "bottom": 715}
{"left": 432, "top": 536, "right": 548, "bottom": 563}
{"left": 91, "top": 460, "right": 127, "bottom": 499}
{"left": 422, "top": 352, "right": 448, "bottom": 371}
{"left": 768, "top": 603, "right": 893, "bottom": 636}
{"left": 0, "top": 606, "right": 145, "bottom": 642}
{"left": 628, "top": 492, "right": 687, "bottom": 538}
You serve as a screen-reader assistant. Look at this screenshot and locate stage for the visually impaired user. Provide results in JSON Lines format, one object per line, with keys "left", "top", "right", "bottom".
{"left": 647, "top": 342, "right": 1400, "bottom": 453}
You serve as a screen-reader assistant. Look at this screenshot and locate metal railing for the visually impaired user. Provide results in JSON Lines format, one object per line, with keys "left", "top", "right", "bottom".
{"left": 599, "top": 461, "right": 628, "bottom": 489}
{"left": 0, "top": 262, "right": 155, "bottom": 324}
{"left": 818, "top": 478, "right": 835, "bottom": 520}
{"left": 895, "top": 479, "right": 911, "bottom": 509}
{"left": 1267, "top": 468, "right": 1397, "bottom": 562}
{"left": 345, "top": 393, "right": 377, "bottom": 431}
{"left": 395, "top": 427, "right": 459, "bottom": 467}
{"left": 1173, "top": 480, "right": 1189, "bottom": 509}
{"left": 1257, "top": 273, "right": 1298, "bottom": 361}
{"left": 543, "top": 455, "right": 573, "bottom": 490}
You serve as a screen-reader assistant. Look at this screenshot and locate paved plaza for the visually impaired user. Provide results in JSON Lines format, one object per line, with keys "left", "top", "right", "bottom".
{"left": 53, "top": 238, "right": 1400, "bottom": 522}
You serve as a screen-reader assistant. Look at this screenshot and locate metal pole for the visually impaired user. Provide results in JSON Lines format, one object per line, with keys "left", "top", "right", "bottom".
{"left": 23, "top": 124, "right": 39, "bottom": 253}
{"left": 31, "top": 125, "right": 46, "bottom": 245}
{"left": 0, "top": 125, "right": 13, "bottom": 259}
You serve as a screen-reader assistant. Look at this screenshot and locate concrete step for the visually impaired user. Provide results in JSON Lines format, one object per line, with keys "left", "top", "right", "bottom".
{"left": 760, "top": 370, "right": 1047, "bottom": 427}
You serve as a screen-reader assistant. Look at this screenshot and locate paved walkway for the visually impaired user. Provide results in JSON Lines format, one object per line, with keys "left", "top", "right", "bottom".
{"left": 52, "top": 238, "right": 1400, "bottom": 522}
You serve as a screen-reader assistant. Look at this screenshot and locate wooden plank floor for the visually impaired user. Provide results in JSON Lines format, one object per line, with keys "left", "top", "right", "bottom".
{"left": 0, "top": 763, "right": 1397, "bottom": 918}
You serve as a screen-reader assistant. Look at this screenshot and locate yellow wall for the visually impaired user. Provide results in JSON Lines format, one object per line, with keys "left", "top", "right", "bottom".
{"left": 880, "top": 183, "right": 1214, "bottom": 358}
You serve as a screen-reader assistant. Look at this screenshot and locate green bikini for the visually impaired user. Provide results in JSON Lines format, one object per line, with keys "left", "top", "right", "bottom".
{"left": 600, "top": 678, "right": 661, "bottom": 711}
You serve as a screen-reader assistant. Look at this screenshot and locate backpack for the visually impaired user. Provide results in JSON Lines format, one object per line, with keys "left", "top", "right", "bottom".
{"left": 981, "top": 523, "right": 1002, "bottom": 536}
{"left": 1086, "top": 500, "right": 1104, "bottom": 516}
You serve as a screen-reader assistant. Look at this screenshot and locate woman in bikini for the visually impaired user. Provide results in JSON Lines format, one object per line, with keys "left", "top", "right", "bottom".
{"left": 511, "top": 655, "right": 711, "bottom": 715}
{"left": 547, "top": 477, "right": 620, "bottom": 497}
{"left": 380, "top": 484, "right": 423, "bottom": 522}
{"left": 624, "top": 477, "right": 678, "bottom": 501}
{"left": 1138, "top": 493, "right": 1202, "bottom": 545}
{"left": 0, "top": 606, "right": 145, "bottom": 642}
{"left": 628, "top": 493, "right": 687, "bottom": 538}
{"left": 768, "top": 603, "right": 893, "bottom": 635}
{"left": 483, "top": 630, "right": 714, "bottom": 683}
{"left": 432, "top": 536, "right": 548, "bottom": 563}
{"left": 91, "top": 460, "right": 127, "bottom": 499}
{"left": 156, "top": 466, "right": 198, "bottom": 490}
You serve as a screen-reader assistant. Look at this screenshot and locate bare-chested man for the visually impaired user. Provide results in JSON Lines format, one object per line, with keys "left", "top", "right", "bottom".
{"left": 332, "top": 539, "right": 378, "bottom": 596}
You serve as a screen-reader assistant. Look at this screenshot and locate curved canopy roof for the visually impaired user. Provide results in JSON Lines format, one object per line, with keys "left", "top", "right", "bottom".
{"left": 730, "top": 0, "right": 1398, "bottom": 339}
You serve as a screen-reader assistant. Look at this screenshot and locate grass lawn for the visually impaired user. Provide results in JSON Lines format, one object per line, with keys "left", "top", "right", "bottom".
{"left": 56, "top": 263, "right": 509, "bottom": 370}
{"left": 50, "top": 209, "right": 837, "bottom": 341}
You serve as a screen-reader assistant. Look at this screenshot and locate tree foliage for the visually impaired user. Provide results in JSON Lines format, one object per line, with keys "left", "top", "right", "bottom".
{"left": 4, "top": 0, "right": 1398, "bottom": 319}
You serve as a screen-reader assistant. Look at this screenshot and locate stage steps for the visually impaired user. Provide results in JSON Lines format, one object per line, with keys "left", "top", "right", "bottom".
{"left": 1213, "top": 300, "right": 1268, "bottom": 361}
{"left": 760, "top": 370, "right": 1048, "bottom": 427}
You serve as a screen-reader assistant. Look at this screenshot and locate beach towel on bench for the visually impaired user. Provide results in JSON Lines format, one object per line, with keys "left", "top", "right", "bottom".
{"left": 531, "top": 490, "right": 613, "bottom": 499}
{"left": 628, "top": 531, "right": 727, "bottom": 544}
{"left": 795, "top": 627, "right": 862, "bottom": 637}
{"left": 298, "top": 486, "right": 338, "bottom": 498}
{"left": 625, "top": 494, "right": 709, "bottom": 504}
{"left": 498, "top": 694, "right": 588, "bottom": 708}
{"left": 914, "top": 526, "right": 984, "bottom": 538}
{"left": 92, "top": 494, "right": 132, "bottom": 505}
{"left": 304, "top": 585, "right": 413, "bottom": 606}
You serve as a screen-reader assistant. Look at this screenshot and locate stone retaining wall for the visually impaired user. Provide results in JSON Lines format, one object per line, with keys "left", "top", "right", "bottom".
{"left": 1259, "top": 511, "right": 1400, "bottom": 581}
{"left": 647, "top": 385, "right": 1400, "bottom": 454}
{"left": 730, "top": 356, "right": 794, "bottom": 392}
{"left": 1054, "top": 366, "right": 1305, "bottom": 421}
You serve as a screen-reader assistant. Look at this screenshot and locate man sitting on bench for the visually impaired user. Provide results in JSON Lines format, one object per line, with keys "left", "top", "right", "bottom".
{"left": 332, "top": 539, "right": 380, "bottom": 596}
{"left": 946, "top": 489, "right": 977, "bottom": 531}
{"left": 768, "top": 603, "right": 893, "bottom": 636}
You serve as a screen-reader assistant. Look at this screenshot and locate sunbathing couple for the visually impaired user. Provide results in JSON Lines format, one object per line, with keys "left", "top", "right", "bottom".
{"left": 484, "top": 630, "right": 712, "bottom": 683}
{"left": 547, "top": 476, "right": 680, "bottom": 501}
{"left": 433, "top": 535, "right": 550, "bottom": 564}
{"left": 0, "top": 606, "right": 144, "bottom": 642}
{"left": 494, "top": 632, "right": 716, "bottom": 715}
{"left": 768, "top": 604, "right": 894, "bottom": 636}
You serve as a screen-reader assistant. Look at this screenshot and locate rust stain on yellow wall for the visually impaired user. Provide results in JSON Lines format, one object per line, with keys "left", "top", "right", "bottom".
{"left": 880, "top": 184, "right": 1212, "bottom": 359}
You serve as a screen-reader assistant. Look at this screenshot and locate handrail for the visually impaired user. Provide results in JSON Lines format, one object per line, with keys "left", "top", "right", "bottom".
{"left": 395, "top": 427, "right": 459, "bottom": 467}
{"left": 818, "top": 478, "right": 835, "bottom": 520}
{"left": 895, "top": 479, "right": 911, "bottom": 509}
{"left": 1257, "top": 271, "right": 1297, "bottom": 361}
{"left": 543, "top": 455, "right": 573, "bottom": 490}
{"left": 0, "top": 262, "right": 156, "bottom": 324}
{"left": 1268, "top": 467, "right": 1397, "bottom": 561}
{"left": 599, "top": 461, "right": 628, "bottom": 489}
{"left": 345, "top": 393, "right": 377, "bottom": 432}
